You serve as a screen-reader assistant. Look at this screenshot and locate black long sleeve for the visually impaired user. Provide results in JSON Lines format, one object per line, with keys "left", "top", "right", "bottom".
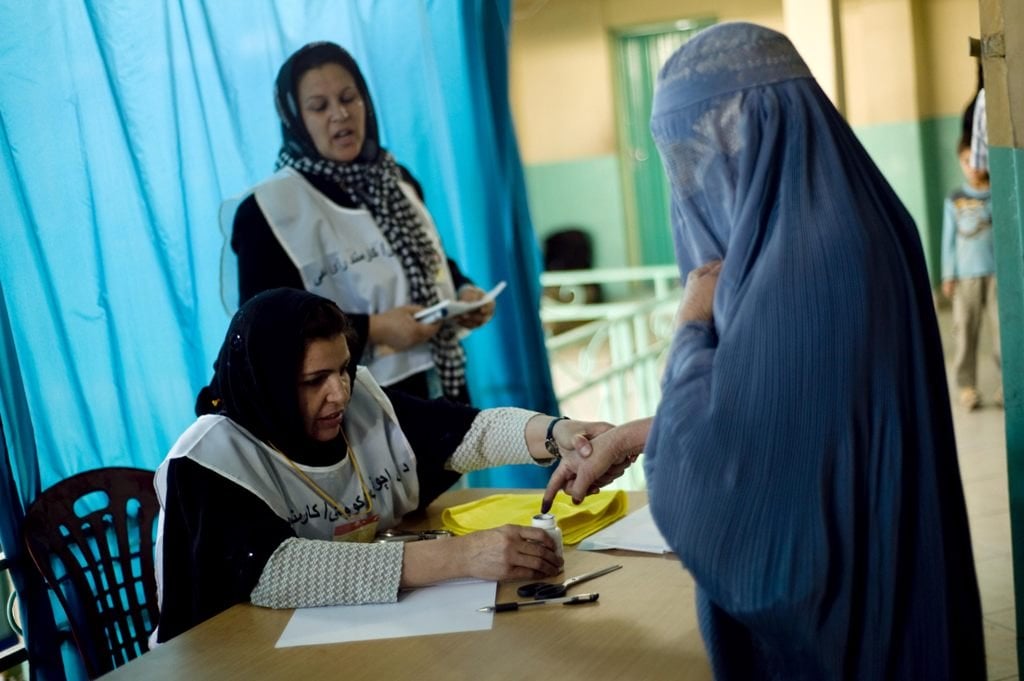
{"left": 384, "top": 387, "right": 479, "bottom": 508}
{"left": 157, "top": 456, "right": 294, "bottom": 642}
{"left": 231, "top": 194, "right": 304, "bottom": 302}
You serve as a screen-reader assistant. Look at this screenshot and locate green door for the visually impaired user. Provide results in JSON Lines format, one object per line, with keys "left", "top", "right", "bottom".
{"left": 613, "top": 20, "right": 713, "bottom": 266}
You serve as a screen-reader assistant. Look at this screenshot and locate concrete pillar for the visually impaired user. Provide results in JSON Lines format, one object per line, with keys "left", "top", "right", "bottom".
{"left": 978, "top": 0, "right": 1024, "bottom": 675}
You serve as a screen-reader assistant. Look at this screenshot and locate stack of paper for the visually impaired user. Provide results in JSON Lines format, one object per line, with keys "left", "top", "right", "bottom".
{"left": 576, "top": 505, "right": 673, "bottom": 554}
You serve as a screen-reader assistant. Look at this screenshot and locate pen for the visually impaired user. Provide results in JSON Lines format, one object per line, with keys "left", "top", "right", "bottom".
{"left": 477, "top": 592, "right": 599, "bottom": 612}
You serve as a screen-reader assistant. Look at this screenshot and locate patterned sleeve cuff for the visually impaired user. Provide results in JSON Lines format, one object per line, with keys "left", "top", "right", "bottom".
{"left": 446, "top": 407, "right": 540, "bottom": 472}
{"left": 250, "top": 538, "right": 404, "bottom": 609}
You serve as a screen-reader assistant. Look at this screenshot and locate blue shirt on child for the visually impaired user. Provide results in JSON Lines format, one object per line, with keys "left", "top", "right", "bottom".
{"left": 941, "top": 183, "right": 994, "bottom": 280}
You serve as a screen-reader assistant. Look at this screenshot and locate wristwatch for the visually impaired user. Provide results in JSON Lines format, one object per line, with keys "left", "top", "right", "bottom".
{"left": 545, "top": 416, "right": 568, "bottom": 459}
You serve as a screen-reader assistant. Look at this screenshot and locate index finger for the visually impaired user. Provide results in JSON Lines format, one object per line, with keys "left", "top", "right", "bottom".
{"left": 541, "top": 465, "right": 574, "bottom": 513}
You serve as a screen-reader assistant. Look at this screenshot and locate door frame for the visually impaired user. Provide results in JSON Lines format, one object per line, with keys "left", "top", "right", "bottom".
{"left": 610, "top": 18, "right": 715, "bottom": 268}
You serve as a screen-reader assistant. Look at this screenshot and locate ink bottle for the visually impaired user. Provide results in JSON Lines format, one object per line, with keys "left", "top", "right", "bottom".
{"left": 531, "top": 513, "right": 564, "bottom": 559}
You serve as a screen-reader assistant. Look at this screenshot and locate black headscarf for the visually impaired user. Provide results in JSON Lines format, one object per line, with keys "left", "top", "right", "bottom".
{"left": 196, "top": 288, "right": 360, "bottom": 465}
{"left": 270, "top": 41, "right": 467, "bottom": 400}
{"left": 273, "top": 41, "right": 382, "bottom": 162}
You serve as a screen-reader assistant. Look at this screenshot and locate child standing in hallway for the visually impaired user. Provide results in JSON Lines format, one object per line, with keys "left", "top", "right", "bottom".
{"left": 942, "top": 139, "right": 1001, "bottom": 410}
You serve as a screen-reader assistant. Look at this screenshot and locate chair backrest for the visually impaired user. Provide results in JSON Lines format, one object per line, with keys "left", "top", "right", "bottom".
{"left": 22, "top": 467, "right": 159, "bottom": 678}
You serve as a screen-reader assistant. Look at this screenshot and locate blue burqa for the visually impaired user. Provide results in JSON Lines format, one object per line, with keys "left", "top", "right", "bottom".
{"left": 644, "top": 23, "right": 985, "bottom": 679}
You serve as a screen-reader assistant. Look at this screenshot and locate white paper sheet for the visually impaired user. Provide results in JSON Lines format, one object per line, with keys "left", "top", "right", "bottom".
{"left": 577, "top": 504, "right": 674, "bottom": 554}
{"left": 275, "top": 579, "right": 496, "bottom": 648}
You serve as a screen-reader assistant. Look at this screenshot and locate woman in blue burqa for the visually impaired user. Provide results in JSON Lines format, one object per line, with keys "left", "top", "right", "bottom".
{"left": 543, "top": 22, "right": 985, "bottom": 679}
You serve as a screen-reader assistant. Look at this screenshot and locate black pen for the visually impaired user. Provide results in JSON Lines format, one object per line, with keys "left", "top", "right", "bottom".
{"left": 477, "top": 592, "right": 599, "bottom": 612}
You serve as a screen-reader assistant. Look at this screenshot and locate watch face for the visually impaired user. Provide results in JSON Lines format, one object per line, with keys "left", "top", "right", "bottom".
{"left": 545, "top": 439, "right": 560, "bottom": 457}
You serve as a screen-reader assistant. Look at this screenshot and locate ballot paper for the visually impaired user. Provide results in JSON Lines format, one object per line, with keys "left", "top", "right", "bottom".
{"left": 414, "top": 281, "right": 506, "bottom": 323}
{"left": 275, "top": 579, "right": 496, "bottom": 648}
{"left": 576, "top": 504, "right": 673, "bottom": 554}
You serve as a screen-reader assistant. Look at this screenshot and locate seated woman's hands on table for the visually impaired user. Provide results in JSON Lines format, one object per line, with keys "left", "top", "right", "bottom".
{"left": 403, "top": 522, "right": 564, "bottom": 583}
{"left": 402, "top": 416, "right": 611, "bottom": 585}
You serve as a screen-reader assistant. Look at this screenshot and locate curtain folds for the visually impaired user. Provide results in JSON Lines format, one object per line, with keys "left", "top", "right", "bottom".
{"left": 0, "top": 1, "right": 555, "bottom": 676}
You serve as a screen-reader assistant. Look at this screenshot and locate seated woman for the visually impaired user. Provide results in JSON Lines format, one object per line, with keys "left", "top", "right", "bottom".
{"left": 154, "top": 288, "right": 606, "bottom": 641}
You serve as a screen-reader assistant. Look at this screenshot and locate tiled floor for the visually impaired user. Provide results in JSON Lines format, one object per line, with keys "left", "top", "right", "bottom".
{"left": 938, "top": 304, "right": 1018, "bottom": 680}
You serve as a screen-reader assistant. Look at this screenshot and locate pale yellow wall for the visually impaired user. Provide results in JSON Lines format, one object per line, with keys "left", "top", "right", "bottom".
{"left": 917, "top": 0, "right": 982, "bottom": 118}
{"left": 511, "top": 0, "right": 983, "bottom": 163}
{"left": 840, "top": 0, "right": 980, "bottom": 126}
{"left": 599, "top": 0, "right": 780, "bottom": 27}
{"left": 510, "top": 0, "right": 782, "bottom": 164}
{"left": 510, "top": 0, "right": 614, "bottom": 163}
{"left": 783, "top": 0, "right": 845, "bottom": 110}
{"left": 839, "top": 0, "right": 921, "bottom": 125}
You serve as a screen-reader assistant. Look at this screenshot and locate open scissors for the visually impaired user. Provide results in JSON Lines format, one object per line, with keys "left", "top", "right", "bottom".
{"left": 517, "top": 564, "right": 622, "bottom": 599}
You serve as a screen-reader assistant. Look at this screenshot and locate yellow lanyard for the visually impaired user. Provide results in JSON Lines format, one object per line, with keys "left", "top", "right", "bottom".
{"left": 272, "top": 431, "right": 375, "bottom": 520}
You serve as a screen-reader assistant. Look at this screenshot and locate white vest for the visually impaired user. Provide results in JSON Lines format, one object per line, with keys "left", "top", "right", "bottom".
{"left": 153, "top": 368, "right": 419, "bottom": 620}
{"left": 221, "top": 167, "right": 457, "bottom": 386}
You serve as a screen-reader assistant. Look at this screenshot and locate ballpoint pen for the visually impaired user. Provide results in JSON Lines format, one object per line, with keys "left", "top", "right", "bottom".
{"left": 477, "top": 592, "right": 599, "bottom": 612}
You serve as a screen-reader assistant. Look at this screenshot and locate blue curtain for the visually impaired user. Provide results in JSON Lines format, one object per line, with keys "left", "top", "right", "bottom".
{"left": 0, "top": 1, "right": 556, "bottom": 677}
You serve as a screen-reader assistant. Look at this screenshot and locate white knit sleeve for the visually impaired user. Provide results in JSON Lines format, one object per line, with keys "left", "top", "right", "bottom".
{"left": 250, "top": 537, "right": 404, "bottom": 609}
{"left": 446, "top": 407, "right": 548, "bottom": 473}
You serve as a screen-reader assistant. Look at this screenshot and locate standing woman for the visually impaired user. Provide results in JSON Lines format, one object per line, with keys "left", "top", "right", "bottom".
{"left": 228, "top": 41, "right": 493, "bottom": 403}
{"left": 545, "top": 22, "right": 985, "bottom": 679}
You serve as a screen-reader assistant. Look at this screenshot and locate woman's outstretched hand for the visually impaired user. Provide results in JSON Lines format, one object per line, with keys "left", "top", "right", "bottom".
{"left": 541, "top": 417, "right": 654, "bottom": 512}
{"left": 524, "top": 415, "right": 613, "bottom": 465}
{"left": 551, "top": 418, "right": 614, "bottom": 459}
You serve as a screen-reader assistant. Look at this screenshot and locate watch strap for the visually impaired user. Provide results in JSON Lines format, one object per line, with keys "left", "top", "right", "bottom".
{"left": 544, "top": 416, "right": 568, "bottom": 459}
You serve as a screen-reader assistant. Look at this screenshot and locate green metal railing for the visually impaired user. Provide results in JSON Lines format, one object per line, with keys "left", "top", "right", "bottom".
{"left": 0, "top": 551, "right": 27, "bottom": 677}
{"left": 541, "top": 266, "right": 681, "bottom": 490}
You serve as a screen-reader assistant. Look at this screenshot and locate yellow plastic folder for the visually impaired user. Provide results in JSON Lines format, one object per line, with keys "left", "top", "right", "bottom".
{"left": 440, "top": 491, "right": 628, "bottom": 545}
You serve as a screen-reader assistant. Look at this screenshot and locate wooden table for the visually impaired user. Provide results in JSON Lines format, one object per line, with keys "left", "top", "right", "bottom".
{"left": 103, "top": 489, "right": 711, "bottom": 680}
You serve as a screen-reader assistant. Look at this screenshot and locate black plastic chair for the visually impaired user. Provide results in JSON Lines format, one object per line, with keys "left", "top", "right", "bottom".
{"left": 22, "top": 467, "right": 159, "bottom": 678}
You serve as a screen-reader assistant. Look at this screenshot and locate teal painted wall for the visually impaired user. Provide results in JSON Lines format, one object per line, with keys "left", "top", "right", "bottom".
{"left": 523, "top": 155, "right": 629, "bottom": 271}
{"left": 990, "top": 146, "right": 1024, "bottom": 658}
{"left": 854, "top": 115, "right": 963, "bottom": 286}
{"left": 523, "top": 117, "right": 964, "bottom": 287}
